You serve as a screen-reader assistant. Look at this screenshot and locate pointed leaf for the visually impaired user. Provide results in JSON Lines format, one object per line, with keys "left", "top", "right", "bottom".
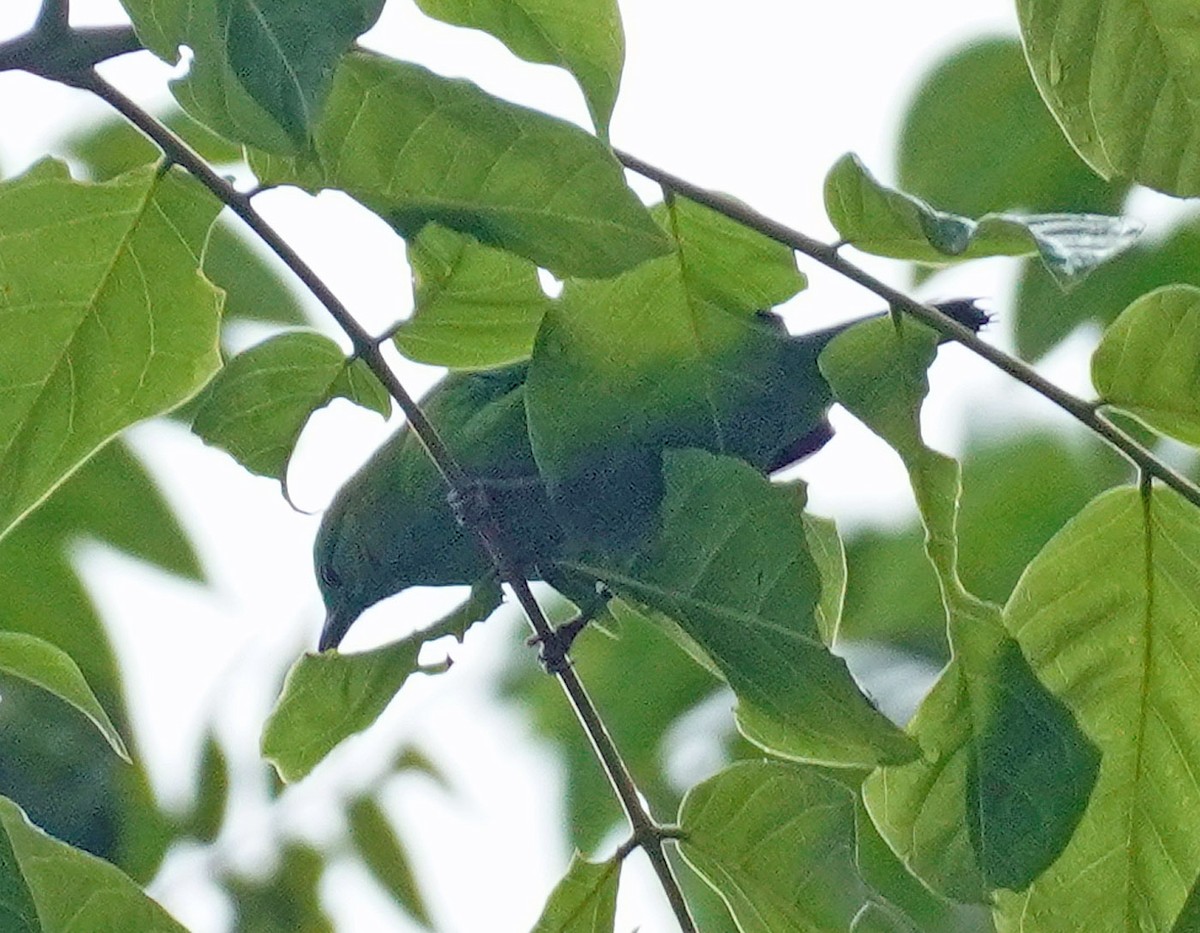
{"left": 263, "top": 581, "right": 501, "bottom": 782}
{"left": 530, "top": 852, "right": 619, "bottom": 933}
{"left": 0, "top": 160, "right": 222, "bottom": 543}
{"left": 393, "top": 225, "right": 552, "bottom": 369}
{"left": 185, "top": 731, "right": 228, "bottom": 844}
{"left": 347, "top": 796, "right": 432, "bottom": 928}
{"left": 678, "top": 761, "right": 872, "bottom": 933}
{"left": 191, "top": 331, "right": 388, "bottom": 482}
{"left": 1092, "top": 284, "right": 1200, "bottom": 446}
{"left": 0, "top": 633, "right": 129, "bottom": 762}
{"left": 1017, "top": 0, "right": 1200, "bottom": 196}
{"left": 250, "top": 51, "right": 669, "bottom": 278}
{"left": 993, "top": 485, "right": 1200, "bottom": 931}
{"left": 0, "top": 795, "right": 186, "bottom": 932}
{"left": 564, "top": 450, "right": 916, "bottom": 768}
{"left": 414, "top": 0, "right": 624, "bottom": 134}
{"left": 824, "top": 154, "right": 1140, "bottom": 285}
{"left": 120, "top": 0, "right": 385, "bottom": 152}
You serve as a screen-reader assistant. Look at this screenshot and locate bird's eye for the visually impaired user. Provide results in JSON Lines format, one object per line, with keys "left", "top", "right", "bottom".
{"left": 319, "top": 565, "right": 341, "bottom": 588}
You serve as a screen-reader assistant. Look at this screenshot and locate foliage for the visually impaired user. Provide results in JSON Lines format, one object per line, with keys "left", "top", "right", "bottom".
{"left": 4, "top": 1, "right": 1200, "bottom": 931}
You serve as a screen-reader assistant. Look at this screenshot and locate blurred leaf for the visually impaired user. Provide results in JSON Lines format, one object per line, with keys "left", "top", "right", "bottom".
{"left": 566, "top": 450, "right": 916, "bottom": 768}
{"left": 993, "top": 486, "right": 1200, "bottom": 930}
{"left": 264, "top": 582, "right": 501, "bottom": 782}
{"left": 1092, "top": 284, "right": 1200, "bottom": 446}
{"left": 897, "top": 39, "right": 1122, "bottom": 219}
{"left": 347, "top": 796, "right": 431, "bottom": 928}
{"left": 202, "top": 219, "right": 311, "bottom": 327}
{"left": 62, "top": 108, "right": 243, "bottom": 180}
{"left": 227, "top": 843, "right": 332, "bottom": 933}
{"left": 1017, "top": 0, "right": 1200, "bottom": 196}
{"left": 0, "top": 633, "right": 129, "bottom": 762}
{"left": 122, "top": 0, "right": 385, "bottom": 153}
{"left": 678, "top": 761, "right": 871, "bottom": 932}
{"left": 250, "top": 51, "right": 670, "bottom": 279}
{"left": 0, "top": 160, "right": 222, "bottom": 543}
{"left": 804, "top": 512, "right": 846, "bottom": 646}
{"left": 824, "top": 154, "right": 1140, "bottom": 285}
{"left": 393, "top": 225, "right": 552, "bottom": 369}
{"left": 529, "top": 852, "right": 619, "bottom": 933}
{"left": 414, "top": 0, "right": 623, "bottom": 134}
{"left": 185, "top": 732, "right": 228, "bottom": 844}
{"left": 390, "top": 747, "right": 451, "bottom": 791}
{"left": 1015, "top": 218, "right": 1200, "bottom": 361}
{"left": 192, "top": 331, "right": 388, "bottom": 482}
{"left": 0, "top": 795, "right": 186, "bottom": 932}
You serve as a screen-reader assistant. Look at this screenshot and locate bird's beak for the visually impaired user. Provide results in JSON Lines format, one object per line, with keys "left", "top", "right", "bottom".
{"left": 318, "top": 608, "right": 355, "bottom": 652}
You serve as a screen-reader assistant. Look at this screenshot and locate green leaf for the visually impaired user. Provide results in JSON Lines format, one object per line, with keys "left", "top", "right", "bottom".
{"left": 992, "top": 485, "right": 1200, "bottom": 931}
{"left": 191, "top": 332, "right": 388, "bottom": 483}
{"left": 226, "top": 842, "right": 332, "bottom": 932}
{"left": 804, "top": 512, "right": 847, "bottom": 646}
{"left": 0, "top": 795, "right": 186, "bottom": 932}
{"left": 201, "top": 219, "right": 311, "bottom": 327}
{"left": 347, "top": 796, "right": 432, "bottom": 928}
{"left": 852, "top": 902, "right": 920, "bottom": 933}
{"left": 678, "top": 761, "right": 872, "bottom": 933}
{"left": 565, "top": 450, "right": 916, "bottom": 768}
{"left": 897, "top": 39, "right": 1123, "bottom": 219}
{"left": 250, "top": 51, "right": 670, "bottom": 279}
{"left": 1092, "top": 285, "right": 1200, "bottom": 446}
{"left": 393, "top": 225, "right": 552, "bottom": 369}
{"left": 263, "top": 583, "right": 501, "bottom": 782}
{"left": 0, "top": 159, "right": 222, "bottom": 543}
{"left": 0, "top": 634, "right": 129, "bottom": 763}
{"left": 529, "top": 852, "right": 619, "bottom": 933}
{"left": 525, "top": 197, "right": 808, "bottom": 545}
{"left": 64, "top": 108, "right": 243, "bottom": 180}
{"left": 822, "top": 318, "right": 1099, "bottom": 898}
{"left": 1017, "top": 0, "right": 1200, "bottom": 196}
{"left": 184, "top": 732, "right": 228, "bottom": 844}
{"left": 1172, "top": 876, "right": 1200, "bottom": 933}
{"left": 414, "top": 0, "right": 624, "bottom": 135}
{"left": 120, "top": 0, "right": 385, "bottom": 152}
{"left": 824, "top": 154, "right": 1140, "bottom": 285}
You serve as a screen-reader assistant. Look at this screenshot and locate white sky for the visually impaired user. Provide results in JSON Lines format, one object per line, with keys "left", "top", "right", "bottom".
{"left": 0, "top": 2, "right": 1092, "bottom": 930}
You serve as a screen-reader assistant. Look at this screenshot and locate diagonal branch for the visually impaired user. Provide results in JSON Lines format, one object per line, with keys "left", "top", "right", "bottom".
{"left": 77, "top": 70, "right": 698, "bottom": 933}
{"left": 615, "top": 150, "right": 1200, "bottom": 512}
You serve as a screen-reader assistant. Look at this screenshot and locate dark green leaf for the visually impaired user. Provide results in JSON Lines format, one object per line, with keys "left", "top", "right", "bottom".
{"left": 0, "top": 160, "right": 222, "bottom": 542}
{"left": 824, "top": 154, "right": 1139, "bottom": 285}
{"left": 192, "top": 332, "right": 388, "bottom": 483}
{"left": 529, "top": 852, "right": 619, "bottom": 933}
{"left": 250, "top": 51, "right": 670, "bottom": 278}
{"left": 414, "top": 0, "right": 624, "bottom": 134}
{"left": 347, "top": 796, "right": 431, "bottom": 928}
{"left": 185, "top": 732, "right": 228, "bottom": 844}
{"left": 121, "top": 0, "right": 385, "bottom": 152}
{"left": 1017, "top": 0, "right": 1200, "bottom": 196}
{"left": 393, "top": 225, "right": 552, "bottom": 369}
{"left": 0, "top": 634, "right": 129, "bottom": 762}
{"left": 226, "top": 843, "right": 332, "bottom": 933}
{"left": 565, "top": 450, "right": 916, "bottom": 768}
{"left": 0, "top": 795, "right": 186, "bottom": 931}
{"left": 678, "top": 761, "right": 871, "bottom": 933}
{"left": 1092, "top": 284, "right": 1200, "bottom": 446}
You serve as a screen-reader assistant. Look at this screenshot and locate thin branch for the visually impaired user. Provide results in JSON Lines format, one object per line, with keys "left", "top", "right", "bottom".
{"left": 0, "top": 25, "right": 141, "bottom": 80}
{"left": 615, "top": 149, "right": 1200, "bottom": 511}
{"left": 78, "top": 71, "right": 697, "bottom": 933}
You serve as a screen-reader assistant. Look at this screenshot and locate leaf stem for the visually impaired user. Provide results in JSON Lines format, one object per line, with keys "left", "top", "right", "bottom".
{"left": 80, "top": 70, "right": 697, "bottom": 933}
{"left": 615, "top": 149, "right": 1200, "bottom": 511}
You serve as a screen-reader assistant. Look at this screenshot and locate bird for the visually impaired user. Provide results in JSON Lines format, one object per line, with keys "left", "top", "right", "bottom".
{"left": 314, "top": 299, "right": 987, "bottom": 651}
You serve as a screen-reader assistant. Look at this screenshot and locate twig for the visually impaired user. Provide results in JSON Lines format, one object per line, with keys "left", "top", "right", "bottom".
{"left": 77, "top": 70, "right": 697, "bottom": 933}
{"left": 615, "top": 149, "right": 1200, "bottom": 511}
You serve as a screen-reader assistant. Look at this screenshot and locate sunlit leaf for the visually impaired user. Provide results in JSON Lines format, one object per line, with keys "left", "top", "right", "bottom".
{"left": 1017, "top": 0, "right": 1200, "bottom": 196}
{"left": 824, "top": 154, "right": 1140, "bottom": 285}
{"left": 393, "top": 225, "right": 552, "bottom": 369}
{"left": 530, "top": 852, "right": 619, "bottom": 933}
{"left": 250, "top": 51, "right": 670, "bottom": 278}
{"left": 415, "top": 0, "right": 624, "bottom": 134}
{"left": 191, "top": 331, "right": 388, "bottom": 483}
{"left": 0, "top": 796, "right": 186, "bottom": 932}
{"left": 678, "top": 761, "right": 871, "bottom": 932}
{"left": 1092, "top": 284, "right": 1200, "bottom": 447}
{"left": 993, "top": 485, "right": 1200, "bottom": 931}
{"left": 0, "top": 160, "right": 222, "bottom": 543}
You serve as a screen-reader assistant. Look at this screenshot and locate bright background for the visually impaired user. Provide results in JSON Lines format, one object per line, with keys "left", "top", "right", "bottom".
{"left": 0, "top": 1, "right": 1093, "bottom": 929}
